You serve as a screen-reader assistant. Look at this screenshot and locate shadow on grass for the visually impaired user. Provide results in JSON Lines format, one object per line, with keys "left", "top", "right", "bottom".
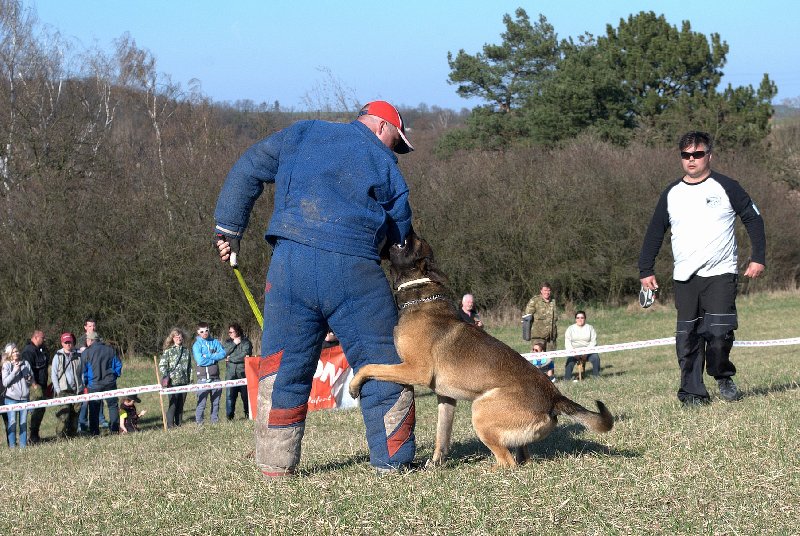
{"left": 303, "top": 453, "right": 372, "bottom": 474}
{"left": 442, "top": 421, "right": 638, "bottom": 467}
{"left": 745, "top": 381, "right": 799, "bottom": 398}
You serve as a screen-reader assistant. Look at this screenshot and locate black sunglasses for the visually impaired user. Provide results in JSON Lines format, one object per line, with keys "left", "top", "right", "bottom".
{"left": 680, "top": 150, "right": 708, "bottom": 160}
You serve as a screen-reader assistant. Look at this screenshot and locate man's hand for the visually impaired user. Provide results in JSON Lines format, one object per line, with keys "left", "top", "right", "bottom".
{"left": 216, "top": 237, "right": 231, "bottom": 262}
{"left": 215, "top": 235, "right": 239, "bottom": 267}
{"left": 640, "top": 275, "right": 659, "bottom": 291}
{"left": 743, "top": 262, "right": 765, "bottom": 279}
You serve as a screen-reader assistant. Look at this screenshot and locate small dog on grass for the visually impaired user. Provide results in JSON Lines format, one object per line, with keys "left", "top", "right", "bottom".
{"left": 349, "top": 231, "right": 613, "bottom": 468}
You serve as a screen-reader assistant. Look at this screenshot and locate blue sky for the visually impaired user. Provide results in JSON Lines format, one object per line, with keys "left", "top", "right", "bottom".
{"left": 25, "top": 0, "right": 800, "bottom": 110}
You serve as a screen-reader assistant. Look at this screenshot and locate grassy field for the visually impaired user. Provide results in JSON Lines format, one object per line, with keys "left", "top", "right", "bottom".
{"left": 1, "top": 291, "right": 798, "bottom": 535}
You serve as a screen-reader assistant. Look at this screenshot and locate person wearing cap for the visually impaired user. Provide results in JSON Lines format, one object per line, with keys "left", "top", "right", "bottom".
{"left": 50, "top": 332, "right": 84, "bottom": 438}
{"left": 82, "top": 332, "right": 122, "bottom": 434}
{"left": 213, "top": 100, "right": 417, "bottom": 476}
{"left": 119, "top": 394, "right": 146, "bottom": 433}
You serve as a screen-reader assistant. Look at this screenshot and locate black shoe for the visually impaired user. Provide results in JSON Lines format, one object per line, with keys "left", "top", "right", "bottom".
{"left": 717, "top": 378, "right": 742, "bottom": 401}
{"left": 681, "top": 396, "right": 711, "bottom": 407}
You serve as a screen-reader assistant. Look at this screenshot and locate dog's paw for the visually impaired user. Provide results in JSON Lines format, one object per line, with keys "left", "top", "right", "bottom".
{"left": 424, "top": 458, "right": 442, "bottom": 470}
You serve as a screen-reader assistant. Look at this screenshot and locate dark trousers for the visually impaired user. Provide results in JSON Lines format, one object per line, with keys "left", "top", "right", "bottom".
{"left": 89, "top": 390, "right": 119, "bottom": 434}
{"left": 28, "top": 383, "right": 47, "bottom": 438}
{"left": 166, "top": 393, "right": 187, "bottom": 428}
{"left": 674, "top": 273, "right": 738, "bottom": 402}
{"left": 226, "top": 384, "right": 249, "bottom": 419}
{"left": 564, "top": 353, "right": 601, "bottom": 380}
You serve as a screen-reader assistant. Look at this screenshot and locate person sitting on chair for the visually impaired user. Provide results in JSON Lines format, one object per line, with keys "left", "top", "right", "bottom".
{"left": 564, "top": 311, "right": 600, "bottom": 381}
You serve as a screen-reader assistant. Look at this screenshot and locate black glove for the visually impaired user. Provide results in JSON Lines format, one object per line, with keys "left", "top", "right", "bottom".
{"left": 216, "top": 234, "right": 241, "bottom": 268}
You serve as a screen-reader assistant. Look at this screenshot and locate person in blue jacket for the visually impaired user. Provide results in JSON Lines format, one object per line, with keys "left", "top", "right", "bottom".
{"left": 192, "top": 322, "right": 226, "bottom": 424}
{"left": 214, "top": 100, "right": 417, "bottom": 476}
{"left": 82, "top": 332, "right": 122, "bottom": 434}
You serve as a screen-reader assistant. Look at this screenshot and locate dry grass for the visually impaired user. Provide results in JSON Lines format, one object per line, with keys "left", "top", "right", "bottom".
{"left": 0, "top": 291, "right": 798, "bottom": 535}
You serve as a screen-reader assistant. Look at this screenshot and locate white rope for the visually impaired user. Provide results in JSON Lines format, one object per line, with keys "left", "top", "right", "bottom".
{"left": 3, "top": 336, "right": 798, "bottom": 414}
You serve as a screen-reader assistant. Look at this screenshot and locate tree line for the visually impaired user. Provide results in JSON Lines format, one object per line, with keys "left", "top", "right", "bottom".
{"left": 1, "top": 1, "right": 798, "bottom": 356}
{"left": 441, "top": 9, "right": 776, "bottom": 153}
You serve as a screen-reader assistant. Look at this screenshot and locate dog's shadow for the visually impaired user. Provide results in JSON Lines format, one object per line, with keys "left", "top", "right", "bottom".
{"left": 445, "top": 420, "right": 638, "bottom": 466}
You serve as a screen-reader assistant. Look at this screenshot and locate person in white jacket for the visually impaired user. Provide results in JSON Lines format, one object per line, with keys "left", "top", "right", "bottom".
{"left": 564, "top": 311, "right": 600, "bottom": 381}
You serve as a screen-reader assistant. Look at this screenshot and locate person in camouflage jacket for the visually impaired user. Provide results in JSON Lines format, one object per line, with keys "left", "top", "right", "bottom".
{"left": 158, "top": 328, "right": 193, "bottom": 428}
{"left": 522, "top": 282, "right": 558, "bottom": 351}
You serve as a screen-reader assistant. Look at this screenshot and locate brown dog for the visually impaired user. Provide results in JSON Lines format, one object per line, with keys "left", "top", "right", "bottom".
{"left": 349, "top": 231, "right": 613, "bottom": 467}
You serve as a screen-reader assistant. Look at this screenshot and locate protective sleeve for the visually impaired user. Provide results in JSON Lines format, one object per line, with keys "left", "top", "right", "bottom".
{"left": 379, "top": 171, "right": 412, "bottom": 247}
{"left": 213, "top": 129, "right": 286, "bottom": 238}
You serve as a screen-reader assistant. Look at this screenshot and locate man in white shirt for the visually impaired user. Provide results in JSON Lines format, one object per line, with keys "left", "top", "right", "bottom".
{"left": 638, "top": 131, "right": 765, "bottom": 406}
{"left": 564, "top": 311, "right": 600, "bottom": 381}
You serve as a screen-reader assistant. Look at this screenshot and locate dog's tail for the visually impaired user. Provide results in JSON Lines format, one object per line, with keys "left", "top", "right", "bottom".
{"left": 554, "top": 397, "right": 613, "bottom": 433}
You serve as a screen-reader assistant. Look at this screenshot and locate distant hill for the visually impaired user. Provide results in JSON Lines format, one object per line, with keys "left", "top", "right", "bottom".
{"left": 774, "top": 104, "right": 800, "bottom": 119}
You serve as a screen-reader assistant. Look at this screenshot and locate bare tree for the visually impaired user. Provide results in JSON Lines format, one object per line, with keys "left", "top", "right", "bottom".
{"left": 114, "top": 33, "right": 180, "bottom": 230}
{"left": 300, "top": 66, "right": 360, "bottom": 114}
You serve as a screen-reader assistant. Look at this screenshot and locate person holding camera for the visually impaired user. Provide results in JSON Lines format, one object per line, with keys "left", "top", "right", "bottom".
{"left": 223, "top": 323, "right": 251, "bottom": 420}
{"left": 2, "top": 343, "right": 33, "bottom": 448}
{"left": 159, "top": 328, "right": 193, "bottom": 428}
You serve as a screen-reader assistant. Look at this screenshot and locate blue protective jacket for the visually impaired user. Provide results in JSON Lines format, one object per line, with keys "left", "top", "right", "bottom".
{"left": 214, "top": 119, "right": 413, "bottom": 260}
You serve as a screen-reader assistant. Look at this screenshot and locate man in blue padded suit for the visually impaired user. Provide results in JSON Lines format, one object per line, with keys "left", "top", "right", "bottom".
{"left": 214, "top": 101, "right": 416, "bottom": 476}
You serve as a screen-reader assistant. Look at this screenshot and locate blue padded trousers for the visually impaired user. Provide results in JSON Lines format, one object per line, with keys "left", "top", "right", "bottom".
{"left": 255, "top": 239, "right": 415, "bottom": 475}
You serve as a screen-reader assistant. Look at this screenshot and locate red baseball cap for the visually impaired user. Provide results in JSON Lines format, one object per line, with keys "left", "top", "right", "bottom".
{"left": 358, "top": 100, "right": 414, "bottom": 154}
{"left": 61, "top": 332, "right": 75, "bottom": 344}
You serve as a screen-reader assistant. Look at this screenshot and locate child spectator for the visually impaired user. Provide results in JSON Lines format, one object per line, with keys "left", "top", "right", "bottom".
{"left": 529, "top": 342, "right": 556, "bottom": 383}
{"left": 119, "top": 395, "right": 146, "bottom": 433}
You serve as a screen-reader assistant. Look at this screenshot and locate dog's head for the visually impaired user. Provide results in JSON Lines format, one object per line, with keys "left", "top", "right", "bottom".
{"left": 389, "top": 229, "right": 448, "bottom": 290}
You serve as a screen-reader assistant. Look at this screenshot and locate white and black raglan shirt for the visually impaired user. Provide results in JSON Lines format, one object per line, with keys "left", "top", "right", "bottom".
{"left": 639, "top": 172, "right": 766, "bottom": 282}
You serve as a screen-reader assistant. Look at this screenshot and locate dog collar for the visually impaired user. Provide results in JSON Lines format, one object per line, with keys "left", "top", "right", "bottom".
{"left": 399, "top": 294, "right": 448, "bottom": 309}
{"left": 396, "top": 277, "right": 432, "bottom": 291}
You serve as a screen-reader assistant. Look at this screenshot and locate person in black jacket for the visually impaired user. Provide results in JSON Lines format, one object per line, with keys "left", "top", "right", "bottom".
{"left": 21, "top": 330, "right": 49, "bottom": 443}
{"left": 82, "top": 332, "right": 122, "bottom": 434}
{"left": 223, "top": 323, "right": 251, "bottom": 420}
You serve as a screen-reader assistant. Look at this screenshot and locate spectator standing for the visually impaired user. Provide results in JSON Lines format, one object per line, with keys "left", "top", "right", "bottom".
{"left": 564, "top": 311, "right": 601, "bottom": 381}
{"left": 2, "top": 343, "right": 33, "bottom": 448}
{"left": 77, "top": 318, "right": 107, "bottom": 431}
{"left": 21, "top": 330, "right": 49, "bottom": 444}
{"left": 223, "top": 323, "right": 251, "bottom": 420}
{"left": 458, "top": 294, "right": 483, "bottom": 327}
{"left": 192, "top": 323, "right": 226, "bottom": 424}
{"left": 638, "top": 131, "right": 766, "bottom": 406}
{"left": 158, "top": 328, "right": 193, "bottom": 428}
{"left": 50, "top": 333, "right": 84, "bottom": 438}
{"left": 522, "top": 283, "right": 558, "bottom": 351}
{"left": 214, "top": 100, "right": 417, "bottom": 476}
{"left": 82, "top": 332, "right": 122, "bottom": 434}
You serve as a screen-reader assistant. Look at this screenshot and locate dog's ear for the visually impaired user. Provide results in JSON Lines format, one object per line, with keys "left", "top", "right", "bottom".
{"left": 416, "top": 255, "right": 449, "bottom": 286}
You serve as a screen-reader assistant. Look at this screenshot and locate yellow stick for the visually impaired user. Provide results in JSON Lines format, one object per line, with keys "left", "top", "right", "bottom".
{"left": 234, "top": 267, "right": 264, "bottom": 329}
{"left": 153, "top": 355, "right": 168, "bottom": 431}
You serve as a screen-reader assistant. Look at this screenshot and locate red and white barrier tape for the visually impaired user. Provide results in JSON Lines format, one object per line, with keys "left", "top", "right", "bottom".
{"left": 0, "top": 378, "right": 247, "bottom": 414}
{"left": 3, "top": 336, "right": 798, "bottom": 414}
{"left": 521, "top": 336, "right": 800, "bottom": 361}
